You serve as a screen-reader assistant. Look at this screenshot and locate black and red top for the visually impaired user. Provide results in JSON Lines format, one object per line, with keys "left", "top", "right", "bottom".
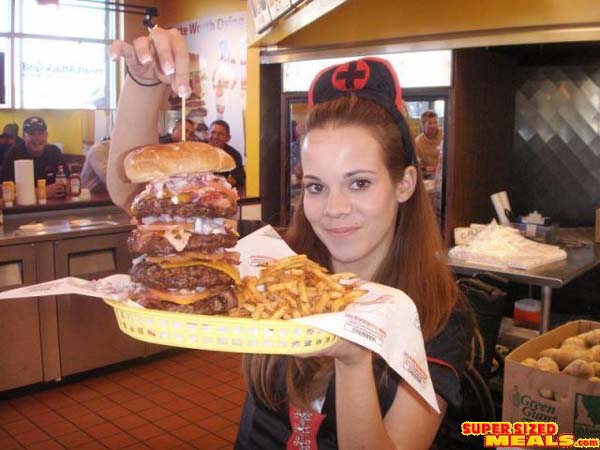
{"left": 234, "top": 310, "right": 472, "bottom": 450}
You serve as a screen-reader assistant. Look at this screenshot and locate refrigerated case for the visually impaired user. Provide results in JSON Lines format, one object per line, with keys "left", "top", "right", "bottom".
{"left": 0, "top": 243, "right": 45, "bottom": 390}
{"left": 53, "top": 232, "right": 157, "bottom": 377}
{"left": 0, "top": 208, "right": 164, "bottom": 391}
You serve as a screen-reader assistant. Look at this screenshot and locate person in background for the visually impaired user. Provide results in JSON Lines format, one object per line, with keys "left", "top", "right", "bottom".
{"left": 107, "top": 30, "right": 472, "bottom": 450}
{"left": 208, "top": 119, "right": 245, "bottom": 189}
{"left": 1, "top": 116, "right": 69, "bottom": 198}
{"left": 195, "top": 121, "right": 209, "bottom": 143}
{"left": 0, "top": 123, "right": 23, "bottom": 165}
{"left": 159, "top": 118, "right": 197, "bottom": 144}
{"left": 415, "top": 110, "right": 443, "bottom": 179}
{"left": 289, "top": 120, "right": 304, "bottom": 188}
{"left": 81, "top": 137, "right": 109, "bottom": 193}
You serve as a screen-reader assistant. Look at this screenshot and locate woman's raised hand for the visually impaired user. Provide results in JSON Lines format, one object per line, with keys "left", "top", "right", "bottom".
{"left": 110, "top": 27, "right": 190, "bottom": 98}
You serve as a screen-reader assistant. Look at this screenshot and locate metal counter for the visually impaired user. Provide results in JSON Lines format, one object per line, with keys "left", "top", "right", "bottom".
{"left": 448, "top": 229, "right": 600, "bottom": 333}
{"left": 0, "top": 206, "right": 143, "bottom": 391}
{"left": 0, "top": 205, "right": 133, "bottom": 247}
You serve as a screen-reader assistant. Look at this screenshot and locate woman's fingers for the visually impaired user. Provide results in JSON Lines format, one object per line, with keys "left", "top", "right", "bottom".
{"left": 148, "top": 27, "right": 175, "bottom": 78}
{"left": 132, "top": 36, "right": 153, "bottom": 67}
{"left": 109, "top": 40, "right": 127, "bottom": 61}
{"left": 111, "top": 39, "right": 150, "bottom": 78}
{"left": 110, "top": 27, "right": 190, "bottom": 96}
{"left": 169, "top": 29, "right": 191, "bottom": 97}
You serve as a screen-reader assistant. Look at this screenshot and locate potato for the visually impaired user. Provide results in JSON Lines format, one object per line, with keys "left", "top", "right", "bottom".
{"left": 577, "top": 331, "right": 594, "bottom": 340}
{"left": 551, "top": 348, "right": 590, "bottom": 369}
{"left": 539, "top": 348, "right": 560, "bottom": 359}
{"left": 539, "top": 388, "right": 555, "bottom": 400}
{"left": 584, "top": 329, "right": 600, "bottom": 347}
{"left": 521, "top": 358, "right": 537, "bottom": 367}
{"left": 562, "top": 359, "right": 594, "bottom": 379}
{"left": 534, "top": 357, "right": 559, "bottom": 373}
{"left": 561, "top": 336, "right": 587, "bottom": 348}
{"left": 586, "top": 345, "right": 600, "bottom": 362}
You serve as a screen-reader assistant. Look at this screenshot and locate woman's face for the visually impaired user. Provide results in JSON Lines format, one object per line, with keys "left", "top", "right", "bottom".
{"left": 302, "top": 125, "right": 409, "bottom": 277}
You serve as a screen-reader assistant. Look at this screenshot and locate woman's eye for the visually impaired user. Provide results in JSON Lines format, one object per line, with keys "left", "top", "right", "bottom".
{"left": 304, "top": 183, "right": 324, "bottom": 194}
{"left": 350, "top": 179, "right": 371, "bottom": 190}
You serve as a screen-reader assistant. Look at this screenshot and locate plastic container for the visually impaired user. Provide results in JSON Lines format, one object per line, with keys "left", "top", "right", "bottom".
{"left": 55, "top": 165, "right": 67, "bottom": 185}
{"left": 104, "top": 299, "right": 338, "bottom": 354}
{"left": 2, "top": 181, "right": 15, "bottom": 207}
{"left": 69, "top": 172, "right": 81, "bottom": 197}
{"left": 36, "top": 179, "right": 46, "bottom": 205}
{"left": 513, "top": 298, "right": 541, "bottom": 329}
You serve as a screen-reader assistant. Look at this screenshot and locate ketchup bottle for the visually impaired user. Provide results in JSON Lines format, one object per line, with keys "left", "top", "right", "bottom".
{"left": 70, "top": 171, "right": 81, "bottom": 197}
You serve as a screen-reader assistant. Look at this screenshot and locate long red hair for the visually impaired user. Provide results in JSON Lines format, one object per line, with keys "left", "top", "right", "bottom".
{"left": 243, "top": 95, "right": 462, "bottom": 410}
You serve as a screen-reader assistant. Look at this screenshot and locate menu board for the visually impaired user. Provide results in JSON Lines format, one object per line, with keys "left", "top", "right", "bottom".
{"left": 249, "top": 0, "right": 271, "bottom": 32}
{"left": 251, "top": 0, "right": 305, "bottom": 33}
{"left": 266, "top": 0, "right": 292, "bottom": 20}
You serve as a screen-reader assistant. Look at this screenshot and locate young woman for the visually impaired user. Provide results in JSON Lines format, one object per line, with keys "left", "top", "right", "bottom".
{"left": 109, "top": 29, "right": 471, "bottom": 450}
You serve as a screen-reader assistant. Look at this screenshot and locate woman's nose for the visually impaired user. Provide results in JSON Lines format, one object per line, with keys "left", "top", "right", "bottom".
{"left": 323, "top": 189, "right": 351, "bottom": 217}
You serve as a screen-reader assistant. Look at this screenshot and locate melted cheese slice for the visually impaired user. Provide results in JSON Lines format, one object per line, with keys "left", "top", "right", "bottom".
{"left": 163, "top": 229, "right": 192, "bottom": 252}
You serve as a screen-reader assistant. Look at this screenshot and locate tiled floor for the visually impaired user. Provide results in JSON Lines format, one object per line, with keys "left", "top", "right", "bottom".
{"left": 0, "top": 349, "right": 247, "bottom": 450}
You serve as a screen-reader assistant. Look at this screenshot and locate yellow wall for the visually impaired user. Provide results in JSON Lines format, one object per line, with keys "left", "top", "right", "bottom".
{"left": 0, "top": 110, "right": 86, "bottom": 154}
{"left": 280, "top": 0, "right": 600, "bottom": 47}
{"left": 156, "top": 0, "right": 258, "bottom": 198}
{"left": 157, "top": 0, "right": 245, "bottom": 24}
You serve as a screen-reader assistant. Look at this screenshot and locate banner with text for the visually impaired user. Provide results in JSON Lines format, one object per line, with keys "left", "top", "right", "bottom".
{"left": 174, "top": 13, "right": 247, "bottom": 160}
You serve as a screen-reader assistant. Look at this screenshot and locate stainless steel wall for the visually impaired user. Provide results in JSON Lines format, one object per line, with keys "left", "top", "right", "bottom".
{"left": 513, "top": 65, "right": 600, "bottom": 226}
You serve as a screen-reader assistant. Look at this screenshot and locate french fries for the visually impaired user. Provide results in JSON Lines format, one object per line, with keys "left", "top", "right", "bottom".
{"left": 228, "top": 255, "right": 367, "bottom": 320}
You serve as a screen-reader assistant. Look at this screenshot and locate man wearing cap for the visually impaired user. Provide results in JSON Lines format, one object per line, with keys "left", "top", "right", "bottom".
{"left": 0, "top": 123, "right": 24, "bottom": 164}
{"left": 1, "top": 116, "right": 69, "bottom": 198}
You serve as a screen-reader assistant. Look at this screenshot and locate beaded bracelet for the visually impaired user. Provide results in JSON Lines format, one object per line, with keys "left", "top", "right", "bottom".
{"left": 126, "top": 66, "right": 162, "bottom": 87}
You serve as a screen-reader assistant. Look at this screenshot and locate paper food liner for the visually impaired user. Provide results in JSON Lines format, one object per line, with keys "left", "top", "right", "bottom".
{"left": 0, "top": 225, "right": 439, "bottom": 412}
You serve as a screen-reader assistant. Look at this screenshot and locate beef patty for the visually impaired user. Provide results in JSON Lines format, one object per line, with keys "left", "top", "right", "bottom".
{"left": 128, "top": 229, "right": 237, "bottom": 255}
{"left": 131, "top": 195, "right": 237, "bottom": 219}
{"left": 130, "top": 261, "right": 235, "bottom": 290}
{"left": 135, "top": 286, "right": 238, "bottom": 315}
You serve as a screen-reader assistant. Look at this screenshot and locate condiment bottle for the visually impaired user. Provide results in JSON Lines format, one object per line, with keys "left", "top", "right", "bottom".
{"left": 37, "top": 179, "right": 47, "bottom": 204}
{"left": 69, "top": 171, "right": 81, "bottom": 197}
{"left": 2, "top": 181, "right": 15, "bottom": 207}
{"left": 55, "top": 165, "right": 67, "bottom": 186}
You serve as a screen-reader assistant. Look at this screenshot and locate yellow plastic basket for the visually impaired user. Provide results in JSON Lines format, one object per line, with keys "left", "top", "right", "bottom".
{"left": 104, "top": 299, "right": 338, "bottom": 354}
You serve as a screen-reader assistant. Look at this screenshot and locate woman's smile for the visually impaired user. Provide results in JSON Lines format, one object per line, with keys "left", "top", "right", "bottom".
{"left": 301, "top": 125, "right": 402, "bottom": 279}
{"left": 323, "top": 225, "right": 361, "bottom": 238}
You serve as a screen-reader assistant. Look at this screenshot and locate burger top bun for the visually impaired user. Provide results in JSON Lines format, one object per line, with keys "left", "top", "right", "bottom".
{"left": 124, "top": 141, "right": 236, "bottom": 183}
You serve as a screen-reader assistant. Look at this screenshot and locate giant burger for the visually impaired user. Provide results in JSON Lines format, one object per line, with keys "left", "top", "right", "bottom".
{"left": 124, "top": 141, "right": 240, "bottom": 314}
